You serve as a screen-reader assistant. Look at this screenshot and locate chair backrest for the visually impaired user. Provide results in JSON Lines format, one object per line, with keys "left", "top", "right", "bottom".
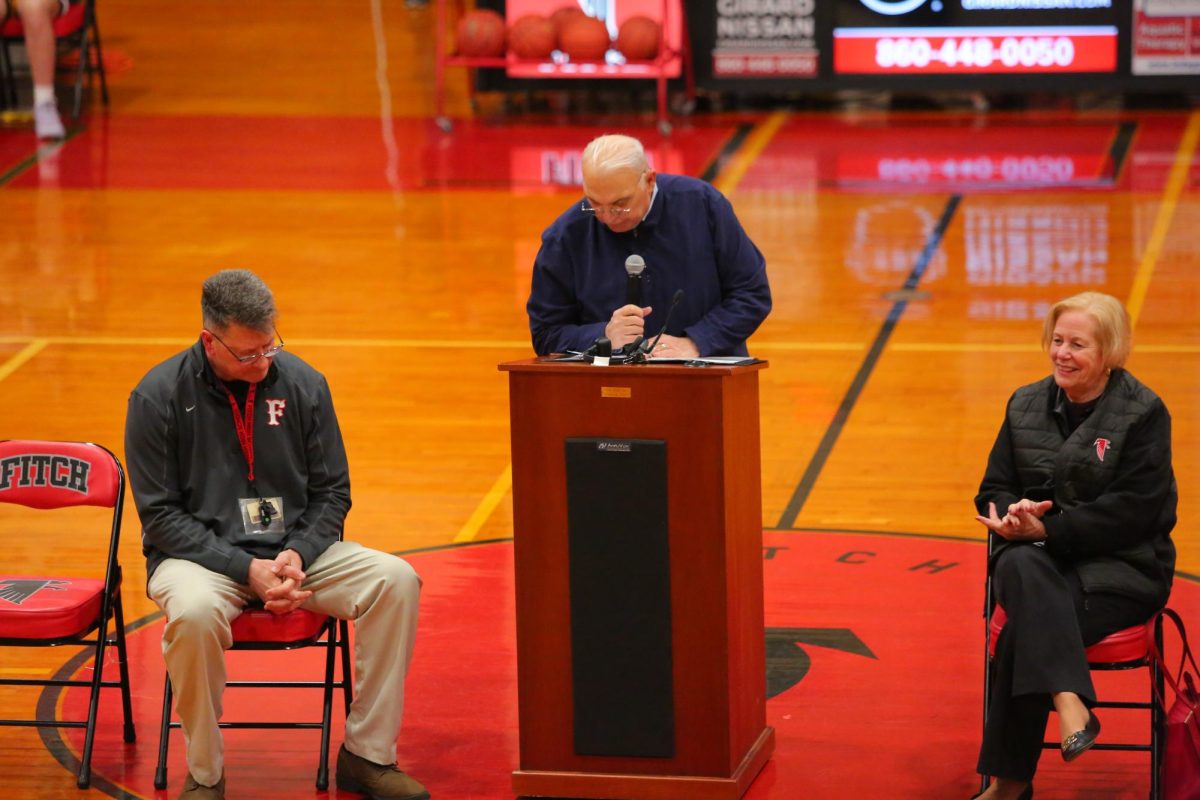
{"left": 0, "top": 440, "right": 122, "bottom": 510}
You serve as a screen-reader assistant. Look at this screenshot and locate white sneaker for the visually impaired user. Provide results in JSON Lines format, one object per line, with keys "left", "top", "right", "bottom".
{"left": 34, "top": 102, "right": 65, "bottom": 140}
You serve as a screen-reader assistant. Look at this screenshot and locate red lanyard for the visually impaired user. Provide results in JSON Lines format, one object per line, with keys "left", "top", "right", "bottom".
{"left": 223, "top": 383, "right": 258, "bottom": 483}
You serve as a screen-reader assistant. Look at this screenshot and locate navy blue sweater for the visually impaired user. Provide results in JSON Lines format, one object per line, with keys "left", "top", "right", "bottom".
{"left": 526, "top": 173, "right": 771, "bottom": 356}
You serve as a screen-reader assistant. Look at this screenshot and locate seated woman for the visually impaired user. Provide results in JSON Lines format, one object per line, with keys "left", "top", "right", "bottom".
{"left": 972, "top": 291, "right": 1177, "bottom": 800}
{"left": 0, "top": 0, "right": 67, "bottom": 138}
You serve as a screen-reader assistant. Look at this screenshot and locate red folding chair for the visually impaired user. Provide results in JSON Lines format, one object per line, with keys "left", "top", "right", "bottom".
{"left": 0, "top": 439, "right": 135, "bottom": 789}
{"left": 0, "top": 0, "right": 108, "bottom": 118}
{"left": 981, "top": 533, "right": 1164, "bottom": 798}
{"left": 154, "top": 607, "right": 353, "bottom": 790}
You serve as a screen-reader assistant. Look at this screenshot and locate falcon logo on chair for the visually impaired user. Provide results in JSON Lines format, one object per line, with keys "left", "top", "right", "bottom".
{"left": 0, "top": 578, "right": 70, "bottom": 605}
{"left": 0, "top": 454, "right": 91, "bottom": 494}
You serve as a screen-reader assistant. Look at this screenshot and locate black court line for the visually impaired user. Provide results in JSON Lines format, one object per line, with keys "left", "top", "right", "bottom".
{"left": 0, "top": 127, "right": 81, "bottom": 189}
{"left": 775, "top": 195, "right": 963, "bottom": 530}
{"left": 699, "top": 122, "right": 755, "bottom": 184}
{"left": 1106, "top": 121, "right": 1137, "bottom": 183}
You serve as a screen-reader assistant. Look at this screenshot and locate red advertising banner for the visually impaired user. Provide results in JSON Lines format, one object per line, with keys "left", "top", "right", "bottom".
{"left": 1132, "top": 0, "right": 1200, "bottom": 75}
{"left": 834, "top": 26, "right": 1118, "bottom": 74}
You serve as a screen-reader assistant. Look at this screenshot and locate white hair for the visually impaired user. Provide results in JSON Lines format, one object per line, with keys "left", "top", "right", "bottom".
{"left": 582, "top": 134, "right": 648, "bottom": 176}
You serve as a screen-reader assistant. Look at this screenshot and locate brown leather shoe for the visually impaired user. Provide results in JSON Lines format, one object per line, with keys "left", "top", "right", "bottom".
{"left": 336, "top": 744, "right": 430, "bottom": 799}
{"left": 179, "top": 772, "right": 225, "bottom": 799}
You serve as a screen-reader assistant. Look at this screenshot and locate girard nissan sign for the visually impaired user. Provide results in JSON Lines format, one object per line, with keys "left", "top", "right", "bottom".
{"left": 713, "top": 0, "right": 819, "bottom": 76}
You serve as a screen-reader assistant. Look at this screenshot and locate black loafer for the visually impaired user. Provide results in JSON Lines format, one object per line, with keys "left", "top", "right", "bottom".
{"left": 1061, "top": 710, "right": 1101, "bottom": 762}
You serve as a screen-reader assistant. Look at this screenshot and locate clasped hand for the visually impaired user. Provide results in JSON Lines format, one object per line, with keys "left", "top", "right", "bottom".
{"left": 605, "top": 304, "right": 651, "bottom": 349}
{"left": 248, "top": 549, "right": 311, "bottom": 614}
{"left": 604, "top": 305, "right": 699, "bottom": 357}
{"left": 975, "top": 499, "right": 1054, "bottom": 541}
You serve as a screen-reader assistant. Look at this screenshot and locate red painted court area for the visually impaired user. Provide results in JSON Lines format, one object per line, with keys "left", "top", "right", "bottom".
{"left": 5, "top": 114, "right": 1196, "bottom": 194}
{"left": 53, "top": 531, "right": 1186, "bottom": 799}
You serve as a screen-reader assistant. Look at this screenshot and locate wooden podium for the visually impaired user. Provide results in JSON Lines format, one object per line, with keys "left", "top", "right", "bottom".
{"left": 500, "top": 358, "right": 774, "bottom": 800}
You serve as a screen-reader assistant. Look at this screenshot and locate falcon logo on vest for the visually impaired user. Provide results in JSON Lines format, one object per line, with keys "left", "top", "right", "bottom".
{"left": 0, "top": 578, "right": 70, "bottom": 605}
{"left": 1093, "top": 437, "right": 1111, "bottom": 462}
{"left": 266, "top": 398, "right": 287, "bottom": 426}
{"left": 0, "top": 454, "right": 91, "bottom": 494}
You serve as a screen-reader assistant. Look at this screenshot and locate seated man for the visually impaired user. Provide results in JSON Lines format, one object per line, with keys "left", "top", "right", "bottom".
{"left": 527, "top": 133, "right": 771, "bottom": 358}
{"left": 125, "top": 269, "right": 429, "bottom": 800}
{"left": 0, "top": 0, "right": 65, "bottom": 138}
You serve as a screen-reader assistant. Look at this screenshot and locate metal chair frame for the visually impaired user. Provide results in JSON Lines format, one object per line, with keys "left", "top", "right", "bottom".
{"left": 154, "top": 611, "right": 353, "bottom": 790}
{"left": 0, "top": 439, "right": 135, "bottom": 789}
{"left": 981, "top": 532, "right": 1164, "bottom": 798}
{"left": 0, "top": 0, "right": 109, "bottom": 117}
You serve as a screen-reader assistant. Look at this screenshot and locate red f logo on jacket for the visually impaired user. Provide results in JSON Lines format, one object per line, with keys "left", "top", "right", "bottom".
{"left": 266, "top": 398, "right": 287, "bottom": 427}
{"left": 1093, "top": 437, "right": 1111, "bottom": 462}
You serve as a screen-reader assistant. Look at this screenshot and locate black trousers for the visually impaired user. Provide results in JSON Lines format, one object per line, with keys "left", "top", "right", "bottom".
{"left": 977, "top": 543, "right": 1159, "bottom": 782}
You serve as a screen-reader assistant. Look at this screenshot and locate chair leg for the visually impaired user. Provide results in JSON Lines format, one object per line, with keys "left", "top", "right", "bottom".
{"left": 88, "top": 7, "right": 108, "bottom": 105}
{"left": 339, "top": 618, "right": 353, "bottom": 712}
{"left": 0, "top": 39, "right": 14, "bottom": 109}
{"left": 113, "top": 595, "right": 136, "bottom": 742}
{"left": 980, "top": 584, "right": 994, "bottom": 795}
{"left": 1151, "top": 617, "right": 1165, "bottom": 800}
{"left": 154, "top": 673, "right": 174, "bottom": 791}
{"left": 315, "top": 619, "right": 342, "bottom": 789}
{"left": 71, "top": 20, "right": 88, "bottom": 119}
{"left": 76, "top": 612, "right": 112, "bottom": 789}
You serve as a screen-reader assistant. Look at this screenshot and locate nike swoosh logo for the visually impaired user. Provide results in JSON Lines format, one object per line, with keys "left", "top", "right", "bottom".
{"left": 185, "top": 405, "right": 196, "bottom": 412}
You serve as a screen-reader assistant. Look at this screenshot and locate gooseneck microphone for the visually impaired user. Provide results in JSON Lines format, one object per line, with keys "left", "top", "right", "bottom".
{"left": 624, "top": 254, "right": 646, "bottom": 306}
{"left": 627, "top": 289, "right": 684, "bottom": 363}
{"left": 591, "top": 336, "right": 612, "bottom": 366}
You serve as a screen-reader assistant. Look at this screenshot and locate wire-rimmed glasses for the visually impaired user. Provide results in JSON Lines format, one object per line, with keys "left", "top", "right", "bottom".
{"left": 206, "top": 328, "right": 285, "bottom": 363}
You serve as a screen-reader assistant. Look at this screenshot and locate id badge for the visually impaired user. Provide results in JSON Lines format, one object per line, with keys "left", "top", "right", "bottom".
{"left": 239, "top": 496, "right": 285, "bottom": 536}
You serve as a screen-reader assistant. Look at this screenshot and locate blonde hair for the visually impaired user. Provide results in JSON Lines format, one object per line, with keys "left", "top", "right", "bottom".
{"left": 1041, "top": 291, "right": 1131, "bottom": 369}
{"left": 581, "top": 134, "right": 648, "bottom": 177}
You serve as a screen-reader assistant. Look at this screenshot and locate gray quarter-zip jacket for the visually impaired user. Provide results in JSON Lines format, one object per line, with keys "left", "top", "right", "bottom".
{"left": 125, "top": 339, "right": 350, "bottom": 583}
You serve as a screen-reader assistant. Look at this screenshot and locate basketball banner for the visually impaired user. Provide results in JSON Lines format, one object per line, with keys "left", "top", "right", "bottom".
{"left": 503, "top": 0, "right": 685, "bottom": 78}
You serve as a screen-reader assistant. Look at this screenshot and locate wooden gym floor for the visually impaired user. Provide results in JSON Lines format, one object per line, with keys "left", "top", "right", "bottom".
{"left": 1, "top": 2, "right": 1198, "bottom": 798}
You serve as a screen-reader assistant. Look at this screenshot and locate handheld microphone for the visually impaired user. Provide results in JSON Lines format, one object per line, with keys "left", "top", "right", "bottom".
{"left": 624, "top": 254, "right": 646, "bottom": 306}
{"left": 628, "top": 289, "right": 684, "bottom": 363}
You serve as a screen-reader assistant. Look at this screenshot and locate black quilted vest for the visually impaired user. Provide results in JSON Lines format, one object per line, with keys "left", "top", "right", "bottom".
{"left": 1007, "top": 369, "right": 1176, "bottom": 605}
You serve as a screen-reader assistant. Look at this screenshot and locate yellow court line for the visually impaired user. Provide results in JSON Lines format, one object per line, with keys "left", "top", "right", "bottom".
{"left": 3, "top": 335, "right": 1197, "bottom": 356}
{"left": 0, "top": 668, "right": 53, "bottom": 677}
{"left": 712, "top": 110, "right": 790, "bottom": 195}
{"left": 893, "top": 344, "right": 1200, "bottom": 354}
{"left": 751, "top": 341, "right": 865, "bottom": 352}
{"left": 1126, "top": 110, "right": 1200, "bottom": 330}
{"left": 454, "top": 462, "right": 512, "bottom": 543}
{"left": 0, "top": 336, "right": 530, "bottom": 350}
{"left": 291, "top": 338, "right": 530, "bottom": 349}
{"left": 0, "top": 339, "right": 48, "bottom": 383}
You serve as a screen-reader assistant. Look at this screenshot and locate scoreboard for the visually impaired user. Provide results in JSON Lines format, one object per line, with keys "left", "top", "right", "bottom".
{"left": 832, "top": 0, "right": 1120, "bottom": 75}
{"left": 690, "top": 0, "right": 1199, "bottom": 89}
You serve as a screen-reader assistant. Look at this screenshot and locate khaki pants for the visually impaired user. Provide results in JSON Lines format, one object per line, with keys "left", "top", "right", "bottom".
{"left": 148, "top": 541, "right": 421, "bottom": 787}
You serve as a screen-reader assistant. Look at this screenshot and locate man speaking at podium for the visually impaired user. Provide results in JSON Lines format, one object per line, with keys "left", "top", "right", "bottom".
{"left": 527, "top": 134, "right": 771, "bottom": 359}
